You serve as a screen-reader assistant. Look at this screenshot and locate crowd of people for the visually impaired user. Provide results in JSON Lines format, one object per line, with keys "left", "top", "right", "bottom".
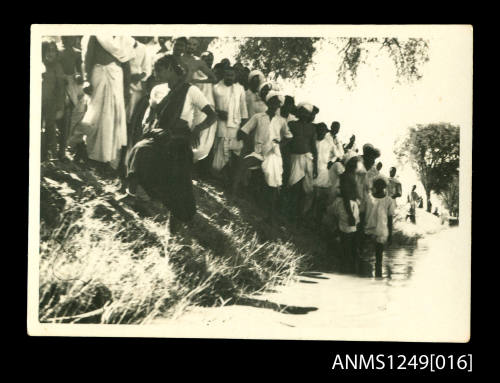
{"left": 41, "top": 35, "right": 411, "bottom": 275}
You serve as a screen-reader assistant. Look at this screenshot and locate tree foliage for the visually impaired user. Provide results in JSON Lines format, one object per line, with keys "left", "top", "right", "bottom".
{"left": 395, "top": 123, "right": 460, "bottom": 213}
{"left": 335, "top": 37, "right": 430, "bottom": 90}
{"left": 151, "top": 36, "right": 429, "bottom": 88}
{"left": 235, "top": 38, "right": 320, "bottom": 83}
{"left": 441, "top": 174, "right": 459, "bottom": 216}
{"left": 233, "top": 37, "right": 429, "bottom": 88}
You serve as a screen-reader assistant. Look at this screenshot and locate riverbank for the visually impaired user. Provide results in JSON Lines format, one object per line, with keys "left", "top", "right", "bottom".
{"left": 37, "top": 159, "right": 433, "bottom": 324}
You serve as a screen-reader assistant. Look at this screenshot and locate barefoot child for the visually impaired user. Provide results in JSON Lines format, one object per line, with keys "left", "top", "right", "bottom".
{"left": 363, "top": 177, "right": 395, "bottom": 277}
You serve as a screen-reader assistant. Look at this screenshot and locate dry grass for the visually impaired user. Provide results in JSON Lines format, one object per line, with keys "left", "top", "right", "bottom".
{"left": 39, "top": 160, "right": 310, "bottom": 324}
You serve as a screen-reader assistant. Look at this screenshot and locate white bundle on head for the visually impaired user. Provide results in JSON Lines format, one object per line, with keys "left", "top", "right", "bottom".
{"left": 248, "top": 70, "right": 266, "bottom": 84}
{"left": 343, "top": 150, "right": 357, "bottom": 164}
{"left": 296, "top": 102, "right": 314, "bottom": 113}
{"left": 258, "top": 81, "right": 273, "bottom": 93}
{"left": 265, "top": 90, "right": 284, "bottom": 106}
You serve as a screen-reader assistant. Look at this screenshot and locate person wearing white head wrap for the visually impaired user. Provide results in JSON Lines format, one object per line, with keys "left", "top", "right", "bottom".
{"left": 246, "top": 70, "right": 268, "bottom": 118}
{"left": 286, "top": 101, "right": 319, "bottom": 221}
{"left": 234, "top": 92, "right": 291, "bottom": 225}
{"left": 265, "top": 90, "right": 284, "bottom": 105}
{"left": 69, "top": 35, "right": 134, "bottom": 169}
{"left": 296, "top": 102, "right": 314, "bottom": 113}
{"left": 258, "top": 81, "right": 273, "bottom": 95}
{"left": 248, "top": 70, "right": 266, "bottom": 85}
{"left": 211, "top": 66, "right": 248, "bottom": 172}
{"left": 355, "top": 143, "right": 381, "bottom": 216}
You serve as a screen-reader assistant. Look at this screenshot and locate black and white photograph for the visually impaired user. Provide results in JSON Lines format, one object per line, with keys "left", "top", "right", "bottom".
{"left": 28, "top": 24, "right": 472, "bottom": 341}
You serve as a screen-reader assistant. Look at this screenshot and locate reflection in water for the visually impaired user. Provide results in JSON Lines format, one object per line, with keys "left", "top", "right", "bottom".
{"left": 353, "top": 234, "right": 433, "bottom": 285}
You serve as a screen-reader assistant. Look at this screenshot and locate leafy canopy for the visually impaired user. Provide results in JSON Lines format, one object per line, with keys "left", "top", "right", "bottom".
{"left": 233, "top": 37, "right": 430, "bottom": 88}
{"left": 395, "top": 123, "right": 460, "bottom": 196}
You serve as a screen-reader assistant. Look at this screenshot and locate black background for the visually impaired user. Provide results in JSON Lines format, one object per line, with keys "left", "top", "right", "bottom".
{"left": 20, "top": 16, "right": 481, "bottom": 378}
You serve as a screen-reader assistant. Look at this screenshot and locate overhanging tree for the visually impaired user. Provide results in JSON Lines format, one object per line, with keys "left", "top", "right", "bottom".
{"left": 234, "top": 37, "right": 429, "bottom": 87}
{"left": 395, "top": 123, "right": 460, "bottom": 213}
{"left": 156, "top": 36, "right": 430, "bottom": 88}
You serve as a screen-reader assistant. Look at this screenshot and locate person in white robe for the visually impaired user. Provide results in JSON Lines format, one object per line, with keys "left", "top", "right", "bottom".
{"left": 258, "top": 92, "right": 292, "bottom": 188}
{"left": 69, "top": 35, "right": 135, "bottom": 169}
{"left": 235, "top": 92, "right": 289, "bottom": 224}
{"left": 212, "top": 66, "right": 248, "bottom": 172}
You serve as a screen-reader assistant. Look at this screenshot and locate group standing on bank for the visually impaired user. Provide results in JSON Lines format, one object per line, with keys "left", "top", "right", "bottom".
{"left": 42, "top": 35, "right": 417, "bottom": 275}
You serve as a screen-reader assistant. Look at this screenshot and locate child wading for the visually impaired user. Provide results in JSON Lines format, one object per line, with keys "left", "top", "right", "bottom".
{"left": 362, "top": 177, "right": 395, "bottom": 277}
{"left": 324, "top": 155, "right": 361, "bottom": 272}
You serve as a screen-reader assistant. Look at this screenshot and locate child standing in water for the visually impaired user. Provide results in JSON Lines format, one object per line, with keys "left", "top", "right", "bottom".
{"left": 325, "top": 172, "right": 360, "bottom": 273}
{"left": 363, "top": 177, "right": 394, "bottom": 277}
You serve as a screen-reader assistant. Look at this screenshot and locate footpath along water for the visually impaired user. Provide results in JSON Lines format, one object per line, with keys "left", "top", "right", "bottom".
{"left": 153, "top": 226, "right": 470, "bottom": 342}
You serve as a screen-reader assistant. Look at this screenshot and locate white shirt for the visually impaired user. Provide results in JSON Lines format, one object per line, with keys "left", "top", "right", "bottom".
{"left": 213, "top": 81, "right": 248, "bottom": 129}
{"left": 193, "top": 72, "right": 215, "bottom": 107}
{"left": 130, "top": 42, "right": 148, "bottom": 75}
{"left": 129, "top": 42, "right": 150, "bottom": 92}
{"left": 245, "top": 89, "right": 267, "bottom": 117}
{"left": 180, "top": 86, "right": 210, "bottom": 130}
{"left": 241, "top": 112, "right": 291, "bottom": 157}
{"left": 314, "top": 137, "right": 335, "bottom": 187}
{"left": 330, "top": 135, "right": 344, "bottom": 161}
{"left": 363, "top": 194, "right": 395, "bottom": 243}
{"left": 355, "top": 160, "right": 379, "bottom": 210}
{"left": 328, "top": 198, "right": 360, "bottom": 233}
{"left": 146, "top": 84, "right": 209, "bottom": 130}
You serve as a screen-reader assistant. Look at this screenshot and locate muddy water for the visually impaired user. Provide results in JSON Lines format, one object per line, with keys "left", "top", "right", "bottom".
{"left": 152, "top": 227, "right": 470, "bottom": 342}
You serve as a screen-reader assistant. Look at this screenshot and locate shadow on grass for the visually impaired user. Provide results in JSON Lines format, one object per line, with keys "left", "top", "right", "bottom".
{"left": 184, "top": 213, "right": 241, "bottom": 260}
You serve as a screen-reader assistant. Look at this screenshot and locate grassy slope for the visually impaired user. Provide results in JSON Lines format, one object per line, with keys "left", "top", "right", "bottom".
{"left": 38, "top": 159, "right": 440, "bottom": 325}
{"left": 39, "top": 159, "right": 327, "bottom": 324}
